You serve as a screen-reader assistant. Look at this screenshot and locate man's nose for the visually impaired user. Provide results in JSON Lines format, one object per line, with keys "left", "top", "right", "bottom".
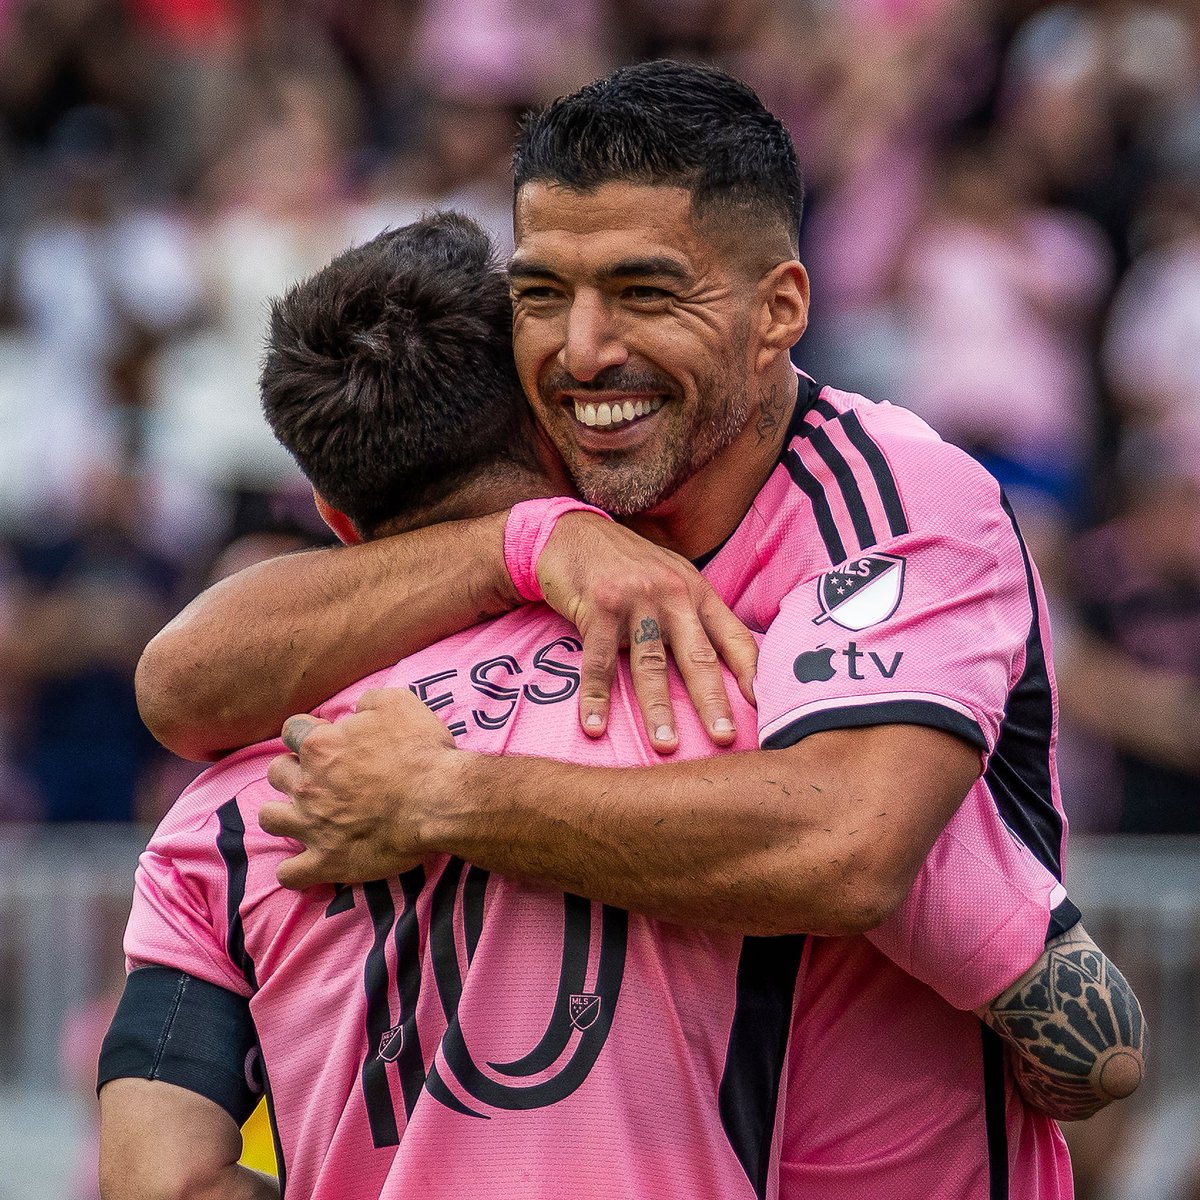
{"left": 559, "top": 293, "right": 628, "bottom": 382}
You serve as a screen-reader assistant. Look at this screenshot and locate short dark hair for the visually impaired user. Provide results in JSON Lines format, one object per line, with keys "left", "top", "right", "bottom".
{"left": 513, "top": 60, "right": 804, "bottom": 248}
{"left": 261, "top": 213, "right": 536, "bottom": 534}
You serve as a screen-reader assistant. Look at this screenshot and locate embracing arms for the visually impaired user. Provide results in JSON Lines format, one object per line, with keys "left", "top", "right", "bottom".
{"left": 137, "top": 512, "right": 757, "bottom": 761}
{"left": 263, "top": 687, "right": 980, "bottom": 936}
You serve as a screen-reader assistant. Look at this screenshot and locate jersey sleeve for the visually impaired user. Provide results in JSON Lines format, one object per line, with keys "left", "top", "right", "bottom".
{"left": 756, "top": 520, "right": 1026, "bottom": 754}
{"left": 124, "top": 804, "right": 255, "bottom": 999}
{"left": 756, "top": 429, "right": 1080, "bottom": 1010}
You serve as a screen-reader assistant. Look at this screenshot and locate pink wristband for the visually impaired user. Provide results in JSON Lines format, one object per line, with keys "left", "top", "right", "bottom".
{"left": 504, "top": 498, "right": 613, "bottom": 602}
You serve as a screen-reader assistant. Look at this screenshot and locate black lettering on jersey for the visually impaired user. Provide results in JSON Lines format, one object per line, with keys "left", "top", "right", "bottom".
{"left": 524, "top": 636, "right": 582, "bottom": 704}
{"left": 409, "top": 669, "right": 457, "bottom": 713}
{"left": 470, "top": 655, "right": 522, "bottom": 730}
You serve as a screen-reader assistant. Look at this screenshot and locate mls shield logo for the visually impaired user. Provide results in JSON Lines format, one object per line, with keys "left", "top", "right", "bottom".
{"left": 378, "top": 1024, "right": 404, "bottom": 1062}
{"left": 569, "top": 993, "right": 602, "bottom": 1031}
{"left": 813, "top": 554, "right": 906, "bottom": 631}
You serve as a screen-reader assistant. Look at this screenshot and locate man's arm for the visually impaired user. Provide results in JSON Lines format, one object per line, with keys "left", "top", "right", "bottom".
{"left": 137, "top": 511, "right": 757, "bottom": 761}
{"left": 262, "top": 687, "right": 980, "bottom": 935}
{"left": 980, "top": 923, "right": 1146, "bottom": 1121}
{"left": 136, "top": 513, "right": 516, "bottom": 760}
{"left": 99, "top": 1078, "right": 278, "bottom": 1200}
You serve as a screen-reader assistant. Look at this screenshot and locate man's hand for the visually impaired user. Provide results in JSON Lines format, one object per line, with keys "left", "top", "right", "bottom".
{"left": 261, "top": 689, "right": 457, "bottom": 889}
{"left": 537, "top": 513, "right": 758, "bottom": 754}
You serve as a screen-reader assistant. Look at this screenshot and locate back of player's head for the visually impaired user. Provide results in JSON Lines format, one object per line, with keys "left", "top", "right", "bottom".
{"left": 513, "top": 60, "right": 804, "bottom": 250}
{"left": 261, "top": 212, "right": 537, "bottom": 536}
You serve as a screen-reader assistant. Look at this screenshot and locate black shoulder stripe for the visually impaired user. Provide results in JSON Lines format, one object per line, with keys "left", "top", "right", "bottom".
{"left": 719, "top": 935, "right": 806, "bottom": 1199}
{"left": 838, "top": 410, "right": 908, "bottom": 537}
{"left": 784, "top": 449, "right": 847, "bottom": 565}
{"left": 215, "top": 799, "right": 258, "bottom": 991}
{"left": 807, "top": 425, "right": 878, "bottom": 551}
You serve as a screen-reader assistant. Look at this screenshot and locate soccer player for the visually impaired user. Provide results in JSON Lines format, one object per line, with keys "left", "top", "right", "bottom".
{"left": 130, "top": 66, "right": 1146, "bottom": 1190}
{"left": 105, "top": 213, "right": 1140, "bottom": 1199}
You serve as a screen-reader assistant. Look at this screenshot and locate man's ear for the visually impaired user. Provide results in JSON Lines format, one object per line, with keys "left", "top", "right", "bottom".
{"left": 313, "top": 492, "right": 362, "bottom": 545}
{"left": 754, "top": 261, "right": 809, "bottom": 374}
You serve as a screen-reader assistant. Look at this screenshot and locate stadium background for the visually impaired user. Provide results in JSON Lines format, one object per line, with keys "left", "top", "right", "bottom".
{"left": 0, "top": 0, "right": 1198, "bottom": 1195}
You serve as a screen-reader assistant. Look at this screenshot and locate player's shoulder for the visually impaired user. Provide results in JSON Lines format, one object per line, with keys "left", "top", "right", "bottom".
{"left": 779, "top": 380, "right": 1011, "bottom": 548}
{"left": 149, "top": 740, "right": 281, "bottom": 843}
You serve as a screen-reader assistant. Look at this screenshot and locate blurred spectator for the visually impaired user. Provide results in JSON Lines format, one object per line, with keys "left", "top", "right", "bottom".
{"left": 1104, "top": 177, "right": 1200, "bottom": 433}
{"left": 148, "top": 66, "right": 352, "bottom": 492}
{"left": 895, "top": 137, "right": 1111, "bottom": 522}
{"left": 0, "top": 464, "right": 178, "bottom": 823}
{"left": 7, "top": 104, "right": 202, "bottom": 518}
{"left": 1059, "top": 418, "right": 1200, "bottom": 833}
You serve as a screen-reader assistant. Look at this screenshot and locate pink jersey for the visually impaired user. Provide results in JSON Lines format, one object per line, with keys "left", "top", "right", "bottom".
{"left": 124, "top": 378, "right": 1074, "bottom": 1197}
{"left": 128, "top": 615, "right": 783, "bottom": 1199}
{"left": 703, "top": 375, "right": 1075, "bottom": 1192}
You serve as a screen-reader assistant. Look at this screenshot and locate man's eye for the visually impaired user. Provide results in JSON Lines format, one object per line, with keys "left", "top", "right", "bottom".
{"left": 625, "top": 286, "right": 670, "bottom": 301}
{"left": 514, "top": 286, "right": 561, "bottom": 302}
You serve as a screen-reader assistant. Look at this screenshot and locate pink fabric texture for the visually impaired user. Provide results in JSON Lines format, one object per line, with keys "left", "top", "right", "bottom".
{"left": 503, "top": 497, "right": 612, "bottom": 602}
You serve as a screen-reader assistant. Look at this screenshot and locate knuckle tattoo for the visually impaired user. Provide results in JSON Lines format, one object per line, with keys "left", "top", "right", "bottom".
{"left": 633, "top": 617, "right": 662, "bottom": 645}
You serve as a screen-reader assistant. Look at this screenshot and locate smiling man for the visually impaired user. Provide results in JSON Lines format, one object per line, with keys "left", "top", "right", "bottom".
{"left": 134, "top": 62, "right": 1144, "bottom": 1194}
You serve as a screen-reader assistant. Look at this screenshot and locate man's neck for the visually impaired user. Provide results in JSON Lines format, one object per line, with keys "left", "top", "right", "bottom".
{"left": 622, "top": 368, "right": 799, "bottom": 560}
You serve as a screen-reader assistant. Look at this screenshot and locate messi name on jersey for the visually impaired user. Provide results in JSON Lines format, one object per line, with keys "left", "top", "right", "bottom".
{"left": 813, "top": 554, "right": 905, "bottom": 631}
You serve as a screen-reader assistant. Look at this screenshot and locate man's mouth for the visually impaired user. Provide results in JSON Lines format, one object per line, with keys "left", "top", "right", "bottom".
{"left": 570, "top": 396, "right": 665, "bottom": 428}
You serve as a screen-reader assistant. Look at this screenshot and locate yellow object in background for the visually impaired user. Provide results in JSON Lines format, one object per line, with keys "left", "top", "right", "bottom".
{"left": 240, "top": 1098, "right": 278, "bottom": 1175}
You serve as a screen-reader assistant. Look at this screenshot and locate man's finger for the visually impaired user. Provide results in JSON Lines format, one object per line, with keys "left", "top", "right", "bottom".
{"left": 629, "top": 613, "right": 677, "bottom": 753}
{"left": 266, "top": 753, "right": 304, "bottom": 799}
{"left": 701, "top": 593, "right": 759, "bottom": 705}
{"left": 281, "top": 714, "right": 329, "bottom": 755}
{"left": 577, "top": 618, "right": 620, "bottom": 737}
{"left": 664, "top": 611, "right": 738, "bottom": 746}
{"left": 276, "top": 848, "right": 325, "bottom": 891}
{"left": 258, "top": 797, "right": 305, "bottom": 840}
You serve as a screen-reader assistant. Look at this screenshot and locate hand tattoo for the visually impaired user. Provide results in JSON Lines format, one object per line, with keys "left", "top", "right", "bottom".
{"left": 634, "top": 618, "right": 661, "bottom": 644}
{"left": 983, "top": 924, "right": 1145, "bottom": 1121}
{"left": 755, "top": 383, "right": 786, "bottom": 445}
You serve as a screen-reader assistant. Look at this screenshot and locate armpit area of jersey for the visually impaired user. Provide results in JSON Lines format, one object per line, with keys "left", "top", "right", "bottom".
{"left": 98, "top": 965, "right": 262, "bottom": 1124}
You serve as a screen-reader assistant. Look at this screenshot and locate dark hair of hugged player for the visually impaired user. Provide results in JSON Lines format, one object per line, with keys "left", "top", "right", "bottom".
{"left": 513, "top": 59, "right": 805, "bottom": 252}
{"left": 260, "top": 212, "right": 542, "bottom": 538}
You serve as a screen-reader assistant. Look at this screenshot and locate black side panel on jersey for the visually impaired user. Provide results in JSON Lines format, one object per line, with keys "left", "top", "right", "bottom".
{"left": 981, "top": 1024, "right": 1010, "bottom": 1199}
{"left": 983, "top": 497, "right": 1064, "bottom": 880}
{"left": 97, "top": 966, "right": 260, "bottom": 1124}
{"left": 215, "top": 798, "right": 259, "bottom": 989}
{"left": 718, "top": 935, "right": 806, "bottom": 1199}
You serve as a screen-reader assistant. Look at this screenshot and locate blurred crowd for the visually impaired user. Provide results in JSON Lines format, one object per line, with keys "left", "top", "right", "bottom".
{"left": 0, "top": 0, "right": 1197, "bottom": 835}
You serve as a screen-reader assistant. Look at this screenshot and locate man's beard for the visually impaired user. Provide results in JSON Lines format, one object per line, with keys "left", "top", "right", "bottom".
{"left": 557, "top": 371, "right": 752, "bottom": 516}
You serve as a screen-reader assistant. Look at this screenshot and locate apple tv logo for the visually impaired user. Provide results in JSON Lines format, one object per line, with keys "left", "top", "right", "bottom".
{"left": 793, "top": 642, "right": 904, "bottom": 684}
{"left": 793, "top": 647, "right": 837, "bottom": 683}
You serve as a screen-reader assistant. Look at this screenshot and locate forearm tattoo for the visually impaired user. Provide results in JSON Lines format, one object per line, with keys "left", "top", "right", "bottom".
{"left": 983, "top": 925, "right": 1146, "bottom": 1121}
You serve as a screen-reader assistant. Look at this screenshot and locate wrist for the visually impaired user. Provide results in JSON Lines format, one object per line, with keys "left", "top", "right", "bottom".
{"left": 503, "top": 498, "right": 612, "bottom": 602}
{"left": 416, "top": 748, "right": 489, "bottom": 855}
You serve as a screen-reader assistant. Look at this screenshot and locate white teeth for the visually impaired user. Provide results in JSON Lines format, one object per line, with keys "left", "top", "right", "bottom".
{"left": 572, "top": 397, "right": 665, "bottom": 427}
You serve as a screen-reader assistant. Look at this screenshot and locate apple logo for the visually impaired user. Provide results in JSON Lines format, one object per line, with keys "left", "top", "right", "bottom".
{"left": 793, "top": 648, "right": 837, "bottom": 683}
